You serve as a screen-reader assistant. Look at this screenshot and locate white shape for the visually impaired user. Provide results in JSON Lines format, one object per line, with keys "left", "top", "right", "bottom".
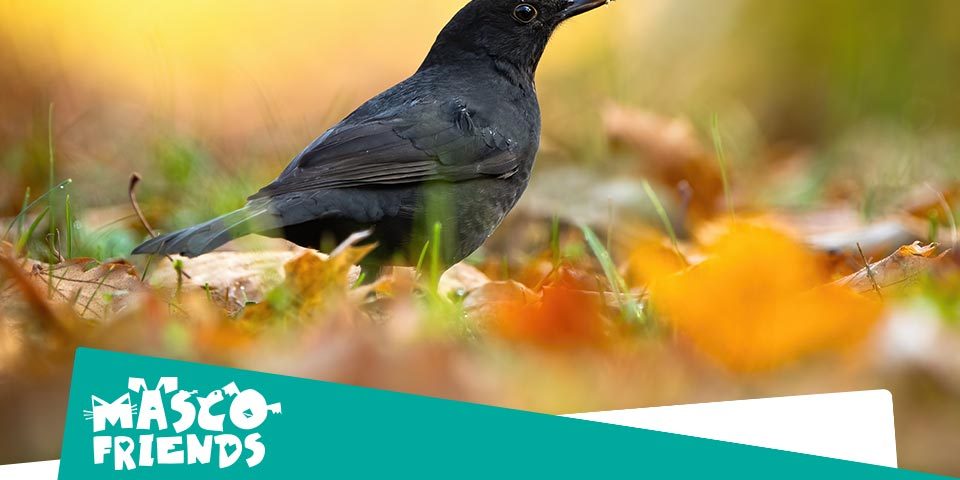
{"left": 0, "top": 460, "right": 59, "bottom": 479}
{"left": 567, "top": 390, "right": 898, "bottom": 468}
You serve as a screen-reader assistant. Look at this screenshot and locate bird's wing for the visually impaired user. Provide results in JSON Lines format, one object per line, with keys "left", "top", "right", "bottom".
{"left": 250, "top": 101, "right": 519, "bottom": 199}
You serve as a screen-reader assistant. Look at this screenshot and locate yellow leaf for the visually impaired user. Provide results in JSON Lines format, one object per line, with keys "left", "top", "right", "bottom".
{"left": 242, "top": 245, "right": 373, "bottom": 323}
{"left": 285, "top": 245, "right": 372, "bottom": 299}
{"left": 650, "top": 220, "right": 883, "bottom": 373}
{"left": 626, "top": 237, "right": 688, "bottom": 287}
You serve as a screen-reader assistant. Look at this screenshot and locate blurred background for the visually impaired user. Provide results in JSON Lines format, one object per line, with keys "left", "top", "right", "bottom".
{"left": 2, "top": 0, "right": 960, "bottom": 474}
{"left": 3, "top": 0, "right": 960, "bottom": 232}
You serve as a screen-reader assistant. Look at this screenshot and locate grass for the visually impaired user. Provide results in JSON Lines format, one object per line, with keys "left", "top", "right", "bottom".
{"left": 47, "top": 104, "right": 55, "bottom": 258}
{"left": 642, "top": 180, "right": 686, "bottom": 265}
{"left": 0, "top": 3, "right": 959, "bottom": 471}
{"left": 710, "top": 114, "right": 735, "bottom": 217}
{"left": 580, "top": 224, "right": 644, "bottom": 324}
{"left": 16, "top": 207, "right": 48, "bottom": 255}
{"left": 551, "top": 214, "right": 561, "bottom": 269}
{"left": 65, "top": 194, "right": 74, "bottom": 259}
{"left": 429, "top": 221, "right": 442, "bottom": 290}
{"left": 416, "top": 240, "right": 431, "bottom": 277}
{"left": 928, "top": 185, "right": 959, "bottom": 249}
{"left": 1, "top": 179, "right": 72, "bottom": 242}
{"left": 857, "top": 243, "right": 883, "bottom": 299}
{"left": 15, "top": 187, "right": 30, "bottom": 239}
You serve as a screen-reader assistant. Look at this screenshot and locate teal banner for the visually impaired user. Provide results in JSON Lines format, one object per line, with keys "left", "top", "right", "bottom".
{"left": 59, "top": 348, "right": 942, "bottom": 478}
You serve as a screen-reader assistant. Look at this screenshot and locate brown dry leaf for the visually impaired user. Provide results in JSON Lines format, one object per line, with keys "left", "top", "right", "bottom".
{"left": 152, "top": 249, "right": 302, "bottom": 310}
{"left": 346, "top": 260, "right": 490, "bottom": 305}
{"left": 836, "top": 242, "right": 947, "bottom": 294}
{"left": 604, "top": 105, "right": 706, "bottom": 163}
{"left": 351, "top": 267, "right": 417, "bottom": 304}
{"left": 439, "top": 263, "right": 491, "bottom": 298}
{"left": 286, "top": 245, "right": 372, "bottom": 302}
{"left": 0, "top": 254, "right": 70, "bottom": 335}
{"left": 150, "top": 248, "right": 362, "bottom": 313}
{"left": 242, "top": 245, "right": 373, "bottom": 323}
{"left": 604, "top": 104, "right": 724, "bottom": 218}
{"left": 23, "top": 258, "right": 145, "bottom": 321}
{"left": 650, "top": 220, "right": 884, "bottom": 373}
{"left": 463, "top": 280, "right": 539, "bottom": 323}
{"left": 177, "top": 294, "right": 259, "bottom": 356}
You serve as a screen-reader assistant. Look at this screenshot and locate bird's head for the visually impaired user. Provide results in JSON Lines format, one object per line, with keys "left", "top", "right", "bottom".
{"left": 420, "top": 0, "right": 611, "bottom": 78}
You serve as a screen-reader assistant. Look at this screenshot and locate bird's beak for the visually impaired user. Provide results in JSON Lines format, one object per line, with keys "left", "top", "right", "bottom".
{"left": 558, "top": 0, "right": 611, "bottom": 20}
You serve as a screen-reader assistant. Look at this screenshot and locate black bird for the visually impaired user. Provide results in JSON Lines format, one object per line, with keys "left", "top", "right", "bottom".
{"left": 134, "top": 0, "right": 611, "bottom": 269}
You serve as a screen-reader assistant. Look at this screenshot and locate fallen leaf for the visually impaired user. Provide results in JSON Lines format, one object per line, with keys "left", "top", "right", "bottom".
{"left": 0, "top": 254, "right": 69, "bottom": 334}
{"left": 439, "top": 263, "right": 491, "bottom": 298}
{"left": 286, "top": 246, "right": 372, "bottom": 303}
{"left": 626, "top": 234, "right": 689, "bottom": 287}
{"left": 837, "top": 242, "right": 947, "bottom": 294}
{"left": 604, "top": 104, "right": 724, "bottom": 218}
{"left": 150, "top": 248, "right": 362, "bottom": 313}
{"left": 465, "top": 266, "right": 613, "bottom": 349}
{"left": 242, "top": 245, "right": 373, "bottom": 324}
{"left": 650, "top": 220, "right": 883, "bottom": 373}
{"left": 463, "top": 280, "right": 539, "bottom": 323}
{"left": 23, "top": 257, "right": 144, "bottom": 321}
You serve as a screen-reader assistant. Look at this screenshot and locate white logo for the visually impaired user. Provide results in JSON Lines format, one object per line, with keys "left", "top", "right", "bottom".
{"left": 86, "top": 377, "right": 281, "bottom": 471}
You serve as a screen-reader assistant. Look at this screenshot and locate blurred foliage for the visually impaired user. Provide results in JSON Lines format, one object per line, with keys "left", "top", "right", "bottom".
{"left": 2, "top": 1, "right": 959, "bottom": 217}
{"left": 2, "top": 0, "right": 960, "bottom": 474}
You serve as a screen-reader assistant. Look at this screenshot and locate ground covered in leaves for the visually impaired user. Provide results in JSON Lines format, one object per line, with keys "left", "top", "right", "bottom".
{"left": 1, "top": 109, "right": 958, "bottom": 471}
{"left": 3, "top": 0, "right": 960, "bottom": 474}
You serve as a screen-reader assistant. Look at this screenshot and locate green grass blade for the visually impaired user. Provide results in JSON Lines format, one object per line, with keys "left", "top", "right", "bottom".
{"left": 2, "top": 179, "right": 73, "bottom": 241}
{"left": 352, "top": 272, "right": 367, "bottom": 289}
{"left": 550, "top": 214, "right": 561, "bottom": 268}
{"left": 429, "top": 222, "right": 442, "bottom": 290}
{"left": 642, "top": 180, "right": 687, "bottom": 265}
{"left": 17, "top": 207, "right": 50, "bottom": 255}
{"left": 710, "top": 114, "right": 735, "bottom": 216}
{"left": 48, "top": 104, "right": 55, "bottom": 197}
{"left": 16, "top": 187, "right": 30, "bottom": 239}
{"left": 48, "top": 103, "right": 57, "bottom": 257}
{"left": 580, "top": 224, "right": 644, "bottom": 324}
{"left": 65, "top": 194, "right": 74, "bottom": 259}
{"left": 416, "top": 240, "right": 430, "bottom": 276}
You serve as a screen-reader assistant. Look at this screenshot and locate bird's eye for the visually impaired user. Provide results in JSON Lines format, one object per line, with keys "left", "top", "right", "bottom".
{"left": 512, "top": 4, "right": 538, "bottom": 24}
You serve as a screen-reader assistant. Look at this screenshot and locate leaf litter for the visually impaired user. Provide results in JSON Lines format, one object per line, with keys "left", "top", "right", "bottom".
{"left": 1, "top": 102, "right": 958, "bottom": 466}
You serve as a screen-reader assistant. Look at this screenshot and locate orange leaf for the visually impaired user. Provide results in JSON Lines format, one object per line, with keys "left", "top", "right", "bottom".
{"left": 467, "top": 266, "right": 612, "bottom": 349}
{"left": 650, "top": 221, "right": 883, "bottom": 372}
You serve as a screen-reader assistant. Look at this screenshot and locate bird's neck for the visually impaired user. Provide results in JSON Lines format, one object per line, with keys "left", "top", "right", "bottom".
{"left": 419, "top": 43, "right": 538, "bottom": 91}
{"left": 490, "top": 57, "right": 537, "bottom": 90}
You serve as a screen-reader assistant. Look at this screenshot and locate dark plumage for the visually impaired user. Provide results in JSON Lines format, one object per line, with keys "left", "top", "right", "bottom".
{"left": 133, "top": 0, "right": 610, "bottom": 268}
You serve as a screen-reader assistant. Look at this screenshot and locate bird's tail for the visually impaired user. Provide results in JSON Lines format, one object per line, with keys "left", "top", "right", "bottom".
{"left": 132, "top": 204, "right": 272, "bottom": 258}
